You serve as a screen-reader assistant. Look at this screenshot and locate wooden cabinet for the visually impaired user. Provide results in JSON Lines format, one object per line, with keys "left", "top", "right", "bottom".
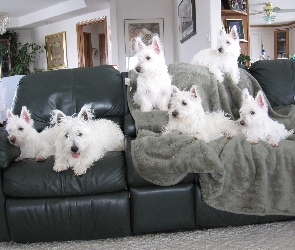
{"left": 221, "top": 0, "right": 250, "bottom": 57}
{"left": 274, "top": 30, "right": 289, "bottom": 59}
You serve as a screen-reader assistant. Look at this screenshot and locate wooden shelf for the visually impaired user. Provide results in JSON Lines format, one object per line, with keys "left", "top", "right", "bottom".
{"left": 239, "top": 39, "right": 248, "bottom": 43}
{"left": 221, "top": 9, "right": 247, "bottom": 16}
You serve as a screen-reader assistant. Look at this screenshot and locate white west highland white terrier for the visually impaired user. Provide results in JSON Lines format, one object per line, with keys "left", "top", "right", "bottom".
{"left": 6, "top": 106, "right": 56, "bottom": 161}
{"left": 238, "top": 88, "right": 293, "bottom": 146}
{"left": 133, "top": 35, "right": 172, "bottom": 112}
{"left": 163, "top": 85, "right": 240, "bottom": 143}
{"left": 191, "top": 25, "right": 241, "bottom": 84}
{"left": 53, "top": 104, "right": 125, "bottom": 176}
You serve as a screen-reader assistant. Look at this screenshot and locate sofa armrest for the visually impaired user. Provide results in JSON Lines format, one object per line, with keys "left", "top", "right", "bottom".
{"left": 0, "top": 128, "right": 20, "bottom": 169}
{"left": 124, "top": 114, "right": 136, "bottom": 138}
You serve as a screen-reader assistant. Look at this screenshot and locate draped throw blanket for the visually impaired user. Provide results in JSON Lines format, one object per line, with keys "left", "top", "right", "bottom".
{"left": 127, "top": 62, "right": 295, "bottom": 216}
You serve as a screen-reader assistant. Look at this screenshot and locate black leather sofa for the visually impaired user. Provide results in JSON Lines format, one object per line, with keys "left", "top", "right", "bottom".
{"left": 0, "top": 62, "right": 294, "bottom": 243}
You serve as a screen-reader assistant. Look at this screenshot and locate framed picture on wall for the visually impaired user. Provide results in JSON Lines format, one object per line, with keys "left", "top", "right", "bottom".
{"left": 178, "top": 0, "right": 196, "bottom": 44}
{"left": 124, "top": 18, "right": 164, "bottom": 71}
{"left": 225, "top": 19, "right": 245, "bottom": 40}
{"left": 45, "top": 31, "right": 68, "bottom": 70}
{"left": 232, "top": 0, "right": 247, "bottom": 13}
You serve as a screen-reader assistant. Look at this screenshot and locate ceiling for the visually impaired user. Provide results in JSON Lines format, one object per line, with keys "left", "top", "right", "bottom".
{"left": 1, "top": 0, "right": 110, "bottom": 29}
{"left": 249, "top": 0, "right": 295, "bottom": 26}
{"left": 1, "top": 0, "right": 295, "bottom": 29}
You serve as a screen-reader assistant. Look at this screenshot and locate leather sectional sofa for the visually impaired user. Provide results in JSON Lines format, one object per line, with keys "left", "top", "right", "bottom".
{"left": 0, "top": 62, "right": 294, "bottom": 243}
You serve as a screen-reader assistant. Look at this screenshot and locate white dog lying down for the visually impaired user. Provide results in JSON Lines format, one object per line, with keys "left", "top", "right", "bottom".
{"left": 164, "top": 85, "right": 240, "bottom": 142}
{"left": 6, "top": 106, "right": 56, "bottom": 161}
{"left": 52, "top": 104, "right": 125, "bottom": 175}
{"left": 238, "top": 88, "right": 293, "bottom": 146}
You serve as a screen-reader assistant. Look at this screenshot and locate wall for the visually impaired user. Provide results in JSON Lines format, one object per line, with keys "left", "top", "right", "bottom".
{"left": 17, "top": 9, "right": 110, "bottom": 71}
{"left": 114, "top": 0, "right": 174, "bottom": 71}
{"left": 250, "top": 27, "right": 274, "bottom": 61}
{"left": 174, "top": 0, "right": 221, "bottom": 63}
{"left": 15, "top": 0, "right": 222, "bottom": 72}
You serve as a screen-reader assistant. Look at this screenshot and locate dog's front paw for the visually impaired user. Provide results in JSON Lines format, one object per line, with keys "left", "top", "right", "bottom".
{"left": 53, "top": 163, "right": 69, "bottom": 173}
{"left": 73, "top": 166, "right": 88, "bottom": 176}
{"left": 15, "top": 156, "right": 24, "bottom": 161}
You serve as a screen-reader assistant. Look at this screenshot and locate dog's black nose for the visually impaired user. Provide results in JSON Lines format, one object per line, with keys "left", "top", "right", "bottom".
{"left": 135, "top": 66, "right": 141, "bottom": 73}
{"left": 218, "top": 47, "right": 223, "bottom": 53}
{"left": 71, "top": 146, "right": 79, "bottom": 153}
{"left": 240, "top": 120, "right": 245, "bottom": 126}
{"left": 172, "top": 111, "right": 178, "bottom": 117}
{"left": 9, "top": 136, "right": 16, "bottom": 143}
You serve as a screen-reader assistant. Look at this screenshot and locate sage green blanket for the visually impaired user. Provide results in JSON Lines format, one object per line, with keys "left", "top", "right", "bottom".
{"left": 128, "top": 62, "right": 295, "bottom": 215}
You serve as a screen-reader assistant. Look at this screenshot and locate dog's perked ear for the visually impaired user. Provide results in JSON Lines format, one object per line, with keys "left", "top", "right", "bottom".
{"left": 20, "top": 106, "right": 31, "bottom": 124}
{"left": 241, "top": 88, "right": 252, "bottom": 102}
{"left": 151, "top": 35, "right": 163, "bottom": 56}
{"left": 172, "top": 85, "right": 180, "bottom": 94}
{"left": 50, "top": 110, "right": 66, "bottom": 125}
{"left": 6, "top": 108, "right": 14, "bottom": 119}
{"left": 220, "top": 28, "right": 226, "bottom": 36}
{"left": 134, "top": 36, "right": 145, "bottom": 53}
{"left": 230, "top": 25, "right": 239, "bottom": 40}
{"left": 77, "top": 104, "right": 94, "bottom": 121}
{"left": 190, "top": 85, "right": 199, "bottom": 99}
{"left": 255, "top": 90, "right": 267, "bottom": 109}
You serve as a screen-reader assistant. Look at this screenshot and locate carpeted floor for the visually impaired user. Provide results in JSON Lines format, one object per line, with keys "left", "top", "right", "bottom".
{"left": 0, "top": 220, "right": 295, "bottom": 249}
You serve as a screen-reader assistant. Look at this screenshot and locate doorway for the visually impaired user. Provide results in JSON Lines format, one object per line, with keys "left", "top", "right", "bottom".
{"left": 76, "top": 16, "right": 108, "bottom": 67}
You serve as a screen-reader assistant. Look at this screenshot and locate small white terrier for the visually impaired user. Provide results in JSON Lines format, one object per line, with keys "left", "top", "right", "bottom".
{"left": 6, "top": 106, "right": 56, "bottom": 161}
{"left": 191, "top": 25, "right": 241, "bottom": 84}
{"left": 133, "top": 35, "right": 172, "bottom": 112}
{"left": 164, "top": 85, "right": 240, "bottom": 142}
{"left": 53, "top": 105, "right": 125, "bottom": 175}
{"left": 238, "top": 88, "right": 293, "bottom": 146}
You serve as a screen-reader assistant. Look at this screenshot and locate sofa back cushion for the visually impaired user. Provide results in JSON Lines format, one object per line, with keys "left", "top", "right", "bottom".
{"left": 249, "top": 59, "right": 295, "bottom": 108}
{"left": 12, "top": 65, "right": 125, "bottom": 131}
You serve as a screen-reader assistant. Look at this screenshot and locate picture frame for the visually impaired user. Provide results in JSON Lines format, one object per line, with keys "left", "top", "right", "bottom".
{"left": 45, "top": 31, "right": 68, "bottom": 70}
{"left": 178, "top": 0, "right": 196, "bottom": 44}
{"left": 221, "top": 0, "right": 232, "bottom": 10}
{"left": 225, "top": 19, "right": 244, "bottom": 40}
{"left": 232, "top": 0, "right": 247, "bottom": 13}
{"left": 124, "top": 18, "right": 164, "bottom": 70}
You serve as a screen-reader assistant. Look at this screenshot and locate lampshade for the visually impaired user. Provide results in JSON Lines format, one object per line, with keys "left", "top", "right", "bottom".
{"left": 0, "top": 12, "right": 10, "bottom": 35}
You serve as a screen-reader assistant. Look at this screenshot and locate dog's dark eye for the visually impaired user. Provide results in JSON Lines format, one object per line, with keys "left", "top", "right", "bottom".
{"left": 146, "top": 56, "right": 151, "bottom": 60}
{"left": 18, "top": 127, "right": 23, "bottom": 131}
{"left": 65, "top": 133, "right": 69, "bottom": 138}
{"left": 182, "top": 101, "right": 187, "bottom": 106}
{"left": 226, "top": 41, "right": 230, "bottom": 45}
{"left": 78, "top": 133, "right": 82, "bottom": 137}
{"left": 250, "top": 111, "right": 255, "bottom": 115}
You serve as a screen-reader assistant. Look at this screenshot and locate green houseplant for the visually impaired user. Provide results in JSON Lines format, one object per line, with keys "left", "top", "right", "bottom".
{"left": 0, "top": 30, "right": 45, "bottom": 75}
{"left": 238, "top": 53, "right": 251, "bottom": 65}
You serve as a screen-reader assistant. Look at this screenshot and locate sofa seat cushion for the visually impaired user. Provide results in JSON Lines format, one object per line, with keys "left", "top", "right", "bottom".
{"left": 249, "top": 59, "right": 295, "bottom": 108}
{"left": 3, "top": 151, "right": 126, "bottom": 198}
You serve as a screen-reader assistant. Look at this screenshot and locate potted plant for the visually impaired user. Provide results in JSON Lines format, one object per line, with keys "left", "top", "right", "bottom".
{"left": 0, "top": 30, "right": 45, "bottom": 76}
{"left": 238, "top": 53, "right": 251, "bottom": 65}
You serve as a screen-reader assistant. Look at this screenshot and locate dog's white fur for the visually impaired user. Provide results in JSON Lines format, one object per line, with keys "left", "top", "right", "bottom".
{"left": 191, "top": 25, "right": 241, "bottom": 84}
{"left": 53, "top": 104, "right": 125, "bottom": 175}
{"left": 164, "top": 85, "right": 240, "bottom": 142}
{"left": 133, "top": 35, "right": 172, "bottom": 112}
{"left": 238, "top": 88, "right": 293, "bottom": 146}
{"left": 6, "top": 106, "right": 56, "bottom": 161}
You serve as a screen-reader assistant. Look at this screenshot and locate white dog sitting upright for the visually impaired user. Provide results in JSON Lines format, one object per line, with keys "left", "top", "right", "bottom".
{"left": 238, "top": 88, "right": 293, "bottom": 146}
{"left": 191, "top": 25, "right": 241, "bottom": 84}
{"left": 6, "top": 106, "right": 56, "bottom": 161}
{"left": 133, "top": 35, "right": 172, "bottom": 112}
{"left": 164, "top": 85, "right": 240, "bottom": 143}
{"left": 53, "top": 105, "right": 125, "bottom": 175}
